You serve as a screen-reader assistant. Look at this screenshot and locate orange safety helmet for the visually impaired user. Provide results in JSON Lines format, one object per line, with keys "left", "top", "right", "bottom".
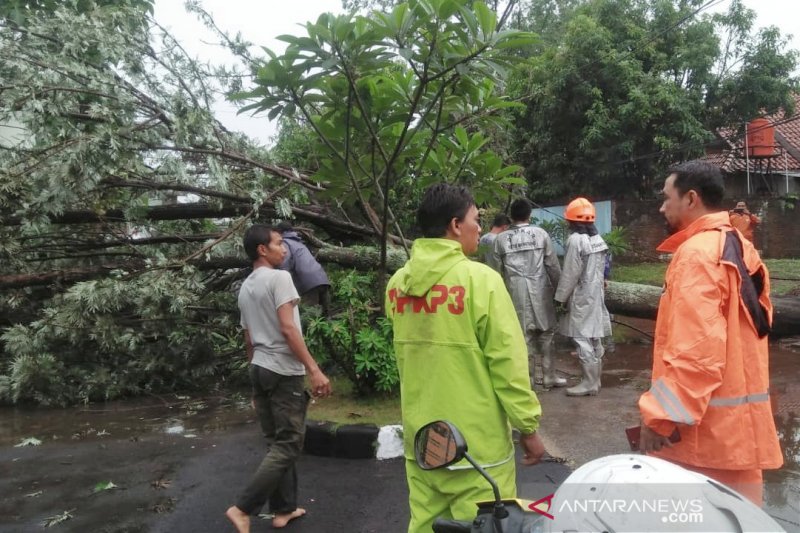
{"left": 564, "top": 197, "right": 596, "bottom": 222}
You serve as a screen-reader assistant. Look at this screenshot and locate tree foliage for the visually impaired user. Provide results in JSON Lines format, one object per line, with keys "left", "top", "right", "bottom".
{"left": 234, "top": 0, "right": 537, "bottom": 279}
{"left": 305, "top": 270, "right": 398, "bottom": 396}
{"left": 0, "top": 0, "right": 400, "bottom": 404}
{"left": 510, "top": 0, "right": 798, "bottom": 199}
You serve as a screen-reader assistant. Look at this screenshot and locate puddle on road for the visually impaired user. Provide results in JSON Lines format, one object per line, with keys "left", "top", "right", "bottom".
{"left": 0, "top": 392, "right": 255, "bottom": 448}
{"left": 590, "top": 317, "right": 800, "bottom": 528}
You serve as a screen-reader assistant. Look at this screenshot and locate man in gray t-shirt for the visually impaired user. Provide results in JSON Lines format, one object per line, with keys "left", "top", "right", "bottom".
{"left": 238, "top": 267, "right": 305, "bottom": 376}
{"left": 226, "top": 224, "right": 331, "bottom": 533}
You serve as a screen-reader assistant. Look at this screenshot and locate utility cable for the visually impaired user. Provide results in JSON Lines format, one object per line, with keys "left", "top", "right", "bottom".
{"left": 611, "top": 318, "right": 655, "bottom": 340}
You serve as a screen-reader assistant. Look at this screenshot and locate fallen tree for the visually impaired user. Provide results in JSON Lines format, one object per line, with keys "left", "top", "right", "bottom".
{"left": 0, "top": 245, "right": 409, "bottom": 289}
{"left": 4, "top": 258, "right": 797, "bottom": 336}
{"left": 605, "top": 281, "right": 800, "bottom": 338}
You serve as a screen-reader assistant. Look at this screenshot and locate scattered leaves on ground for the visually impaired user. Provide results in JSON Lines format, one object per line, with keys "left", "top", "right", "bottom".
{"left": 42, "top": 509, "right": 74, "bottom": 528}
{"left": 92, "top": 481, "right": 119, "bottom": 493}
{"left": 151, "top": 478, "right": 172, "bottom": 490}
{"left": 152, "top": 497, "right": 176, "bottom": 513}
{"left": 72, "top": 428, "right": 98, "bottom": 440}
{"left": 14, "top": 437, "right": 42, "bottom": 447}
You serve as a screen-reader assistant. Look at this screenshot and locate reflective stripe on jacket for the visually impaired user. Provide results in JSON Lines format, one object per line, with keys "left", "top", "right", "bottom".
{"left": 554, "top": 232, "right": 611, "bottom": 338}
{"left": 639, "top": 212, "right": 782, "bottom": 470}
{"left": 488, "top": 224, "right": 561, "bottom": 332}
{"left": 386, "top": 239, "right": 541, "bottom": 467}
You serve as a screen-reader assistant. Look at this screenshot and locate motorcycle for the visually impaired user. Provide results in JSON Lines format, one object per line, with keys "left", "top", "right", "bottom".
{"left": 414, "top": 420, "right": 786, "bottom": 533}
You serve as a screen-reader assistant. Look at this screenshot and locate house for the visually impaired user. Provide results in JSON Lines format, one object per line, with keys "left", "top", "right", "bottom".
{"left": 701, "top": 94, "right": 800, "bottom": 197}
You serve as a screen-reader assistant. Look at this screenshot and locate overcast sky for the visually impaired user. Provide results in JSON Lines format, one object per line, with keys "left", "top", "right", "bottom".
{"left": 152, "top": 0, "right": 799, "bottom": 146}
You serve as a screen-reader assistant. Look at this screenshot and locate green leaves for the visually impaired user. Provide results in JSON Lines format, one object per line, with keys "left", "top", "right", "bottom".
{"left": 92, "top": 480, "right": 120, "bottom": 493}
{"left": 14, "top": 437, "right": 42, "bottom": 447}
{"left": 304, "top": 270, "right": 397, "bottom": 395}
{"left": 240, "top": 0, "right": 538, "bottom": 218}
{"left": 472, "top": 1, "right": 496, "bottom": 38}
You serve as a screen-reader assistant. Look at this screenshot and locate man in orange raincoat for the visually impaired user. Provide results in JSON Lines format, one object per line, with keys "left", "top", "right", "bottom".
{"left": 638, "top": 162, "right": 782, "bottom": 506}
{"left": 729, "top": 201, "right": 760, "bottom": 243}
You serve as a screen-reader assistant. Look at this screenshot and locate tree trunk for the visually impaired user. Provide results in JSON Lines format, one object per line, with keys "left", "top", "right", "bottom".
{"left": 0, "top": 247, "right": 408, "bottom": 289}
{"left": 2, "top": 204, "right": 379, "bottom": 240}
{"left": 605, "top": 281, "right": 800, "bottom": 338}
{"left": 604, "top": 281, "right": 662, "bottom": 319}
{"left": 315, "top": 246, "right": 407, "bottom": 274}
{"left": 4, "top": 255, "right": 799, "bottom": 338}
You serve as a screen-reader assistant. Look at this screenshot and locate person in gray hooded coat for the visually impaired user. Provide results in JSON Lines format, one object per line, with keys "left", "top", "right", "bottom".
{"left": 554, "top": 197, "right": 612, "bottom": 397}
{"left": 488, "top": 199, "right": 563, "bottom": 389}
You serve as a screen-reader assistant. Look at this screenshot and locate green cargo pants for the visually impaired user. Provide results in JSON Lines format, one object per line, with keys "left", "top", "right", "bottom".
{"left": 236, "top": 365, "right": 309, "bottom": 515}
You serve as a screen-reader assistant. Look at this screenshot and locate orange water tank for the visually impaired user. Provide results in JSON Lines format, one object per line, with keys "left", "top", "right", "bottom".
{"left": 746, "top": 118, "right": 775, "bottom": 158}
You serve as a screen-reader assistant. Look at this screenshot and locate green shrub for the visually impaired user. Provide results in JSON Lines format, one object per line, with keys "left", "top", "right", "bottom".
{"left": 305, "top": 270, "right": 398, "bottom": 396}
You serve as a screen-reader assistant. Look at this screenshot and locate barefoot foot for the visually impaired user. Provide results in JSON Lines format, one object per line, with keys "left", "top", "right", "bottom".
{"left": 225, "top": 505, "right": 250, "bottom": 533}
{"left": 272, "top": 508, "right": 306, "bottom": 528}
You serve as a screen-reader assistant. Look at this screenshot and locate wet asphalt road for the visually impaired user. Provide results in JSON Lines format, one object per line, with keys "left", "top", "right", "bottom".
{"left": 0, "top": 421, "right": 569, "bottom": 533}
{"left": 6, "top": 325, "right": 797, "bottom": 532}
{"left": 152, "top": 426, "right": 570, "bottom": 533}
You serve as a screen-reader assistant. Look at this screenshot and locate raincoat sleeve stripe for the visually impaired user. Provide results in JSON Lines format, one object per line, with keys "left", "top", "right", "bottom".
{"left": 652, "top": 378, "right": 695, "bottom": 425}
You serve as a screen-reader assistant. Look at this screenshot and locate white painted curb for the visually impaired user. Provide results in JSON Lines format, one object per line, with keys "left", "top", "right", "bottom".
{"left": 376, "top": 424, "right": 404, "bottom": 460}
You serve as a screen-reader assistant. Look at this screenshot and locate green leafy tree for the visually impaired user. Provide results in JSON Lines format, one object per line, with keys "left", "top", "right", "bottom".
{"left": 510, "top": 0, "right": 798, "bottom": 200}
{"left": 233, "top": 0, "right": 537, "bottom": 282}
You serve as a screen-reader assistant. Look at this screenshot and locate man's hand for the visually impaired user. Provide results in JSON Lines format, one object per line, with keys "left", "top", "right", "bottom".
{"left": 519, "top": 432, "right": 546, "bottom": 465}
{"left": 309, "top": 368, "right": 332, "bottom": 398}
{"left": 639, "top": 423, "right": 673, "bottom": 453}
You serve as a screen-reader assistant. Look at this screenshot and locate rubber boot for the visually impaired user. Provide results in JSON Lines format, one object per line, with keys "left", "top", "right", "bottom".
{"left": 598, "top": 358, "right": 603, "bottom": 389}
{"left": 565, "top": 361, "right": 601, "bottom": 396}
{"left": 595, "top": 339, "right": 605, "bottom": 389}
{"left": 530, "top": 354, "right": 543, "bottom": 387}
{"left": 542, "top": 353, "right": 567, "bottom": 388}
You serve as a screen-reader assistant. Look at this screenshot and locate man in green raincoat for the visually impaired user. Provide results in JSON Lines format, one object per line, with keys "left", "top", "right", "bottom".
{"left": 386, "top": 184, "right": 546, "bottom": 533}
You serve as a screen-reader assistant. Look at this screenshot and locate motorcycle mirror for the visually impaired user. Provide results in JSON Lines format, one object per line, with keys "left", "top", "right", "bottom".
{"left": 414, "top": 420, "right": 467, "bottom": 470}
